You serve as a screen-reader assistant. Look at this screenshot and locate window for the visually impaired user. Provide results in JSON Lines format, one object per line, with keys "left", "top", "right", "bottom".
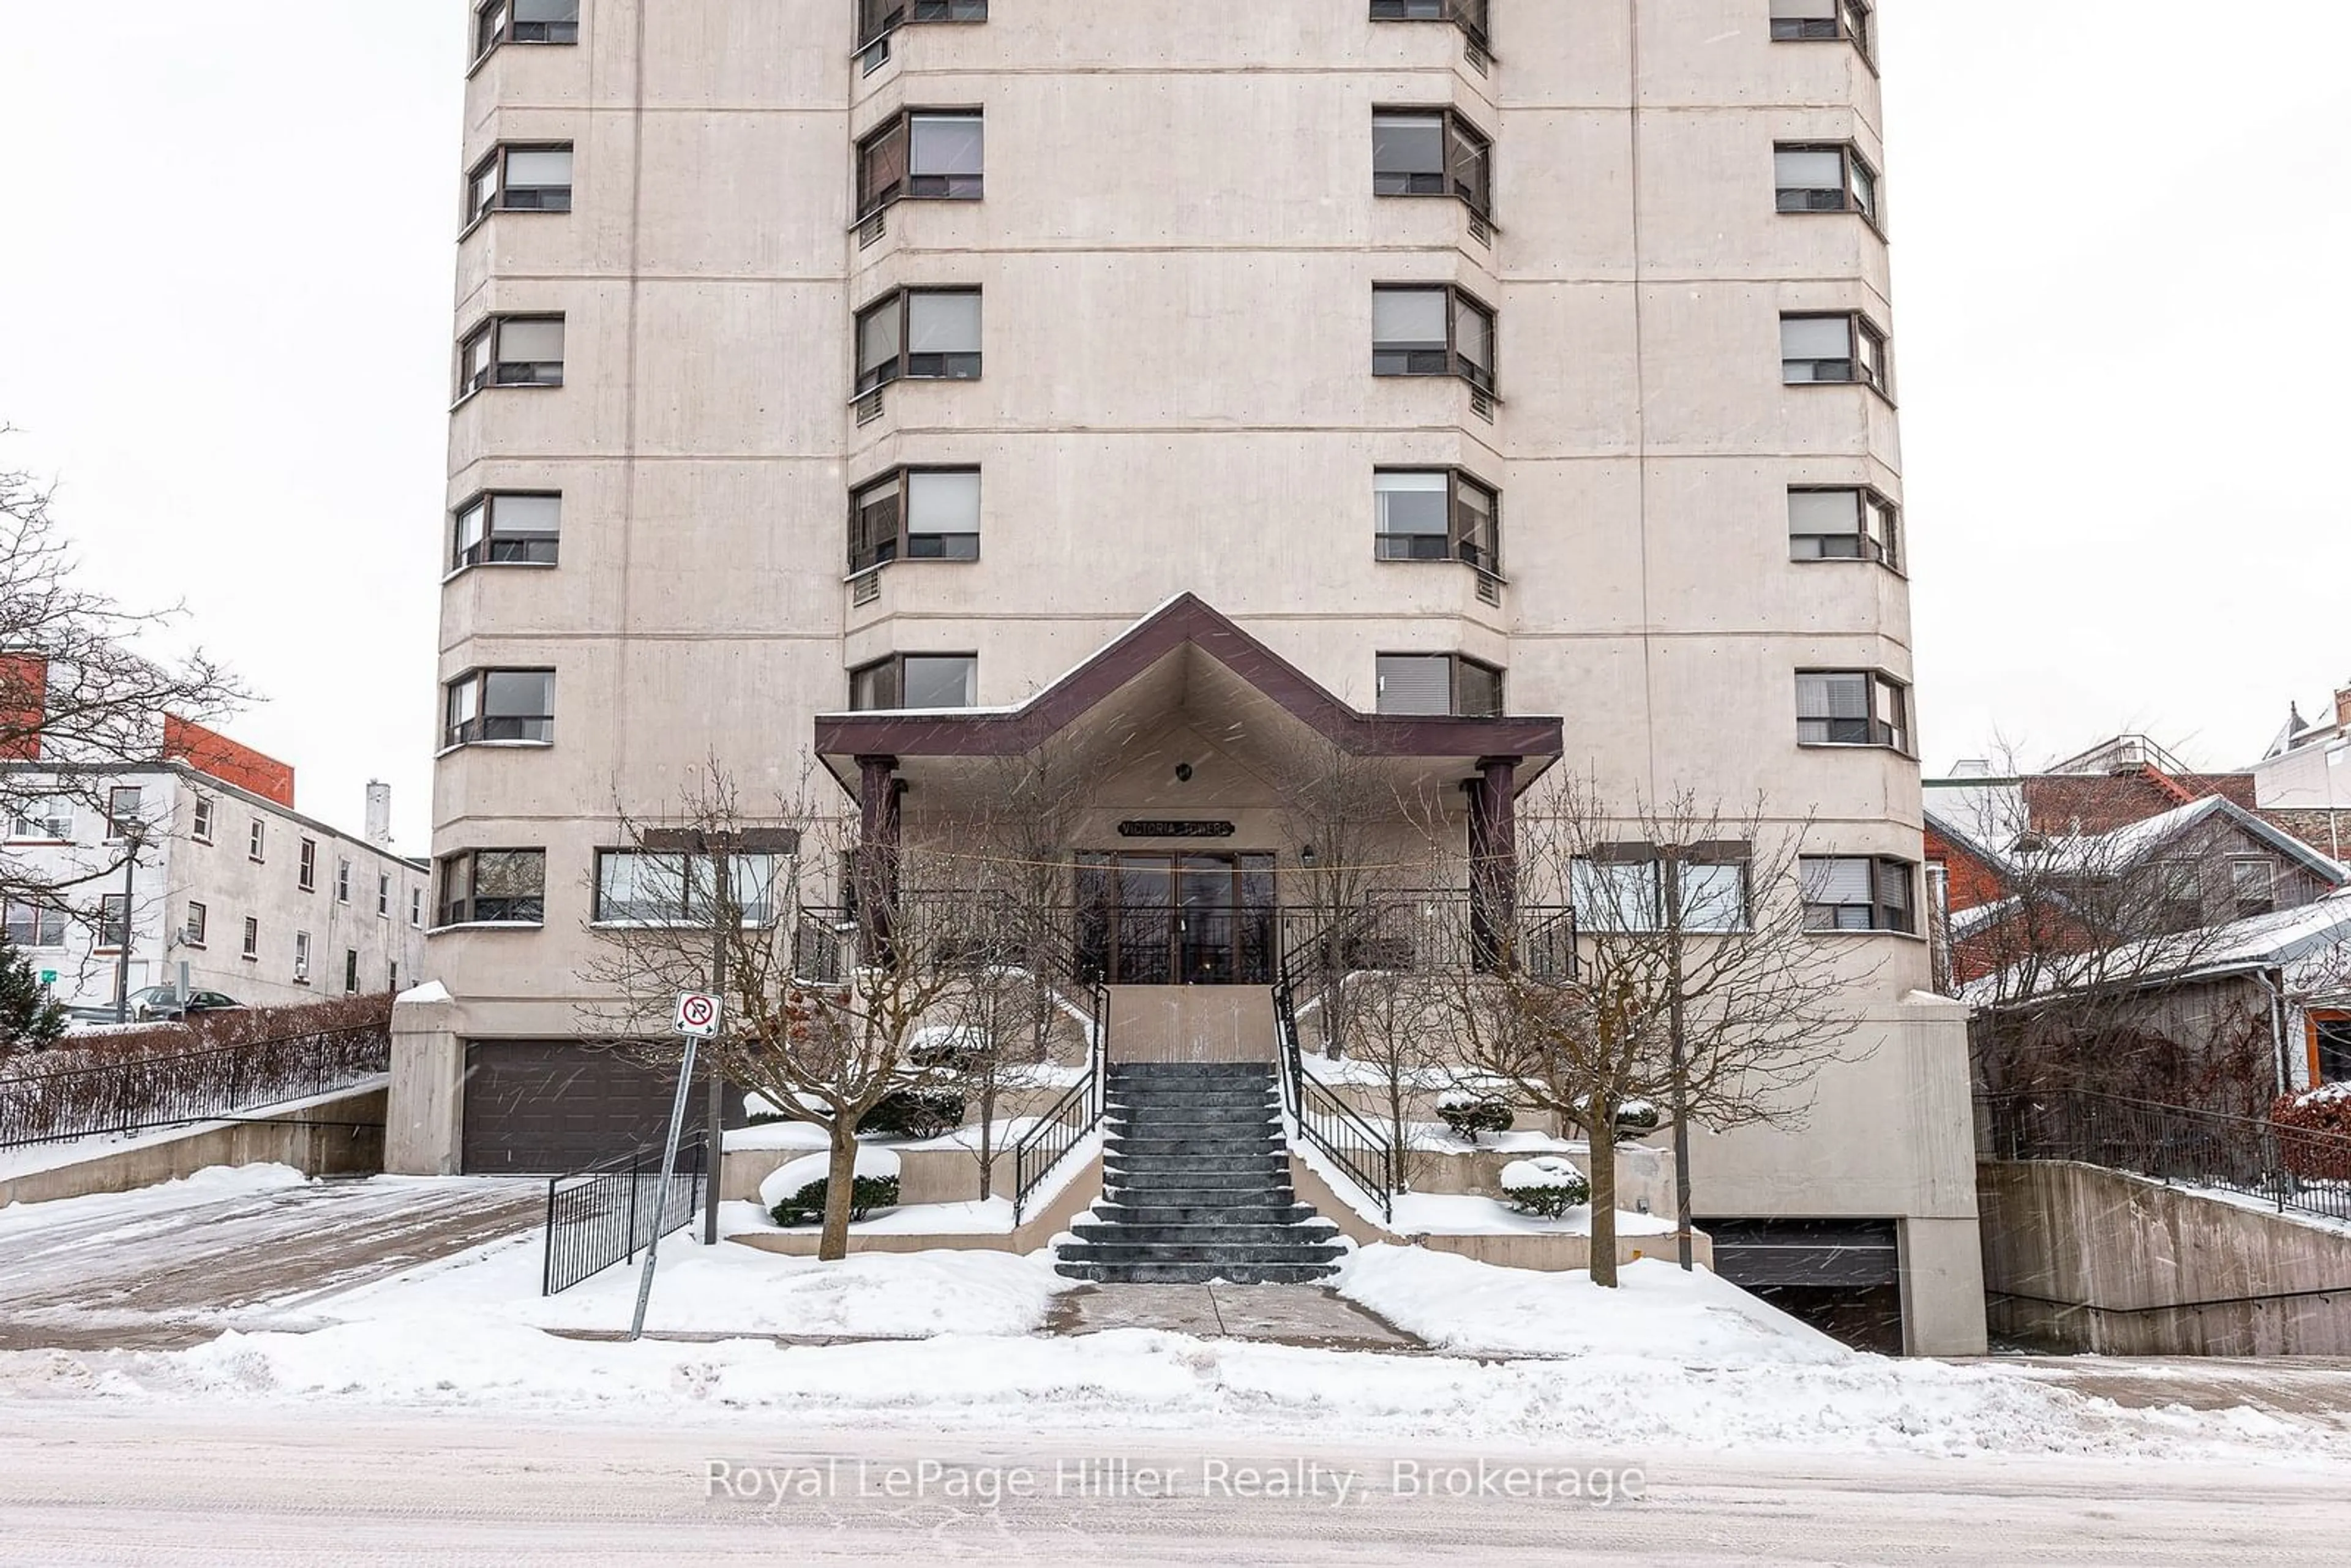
{"left": 104, "top": 787, "right": 143, "bottom": 842}
{"left": 1571, "top": 850, "right": 1752, "bottom": 934}
{"left": 1795, "top": 671, "right": 1909, "bottom": 751}
{"left": 3, "top": 901, "right": 67, "bottom": 948}
{"left": 2317, "top": 1016, "right": 2351, "bottom": 1085}
{"left": 345, "top": 949, "right": 360, "bottom": 995}
{"left": 249, "top": 819, "right": 266, "bottom": 861}
{"left": 849, "top": 468, "right": 981, "bottom": 571}
{"left": 858, "top": 0, "right": 989, "bottom": 49}
{"left": 437, "top": 848, "right": 547, "bottom": 926}
{"left": 1789, "top": 487, "right": 1900, "bottom": 568}
{"left": 474, "top": 0, "right": 579, "bottom": 59}
{"left": 2232, "top": 858, "right": 2276, "bottom": 919}
{"left": 336, "top": 858, "right": 353, "bottom": 903}
{"left": 294, "top": 931, "right": 312, "bottom": 983}
{"left": 1769, "top": 0, "right": 1871, "bottom": 58}
{"left": 467, "top": 144, "right": 573, "bottom": 224}
{"left": 459, "top": 315, "right": 565, "bottom": 397}
{"left": 410, "top": 887, "right": 423, "bottom": 927}
{"left": 9, "top": 796, "right": 73, "bottom": 841}
{"left": 855, "top": 289, "right": 981, "bottom": 393}
{"left": 849, "top": 654, "right": 978, "bottom": 711}
{"left": 378, "top": 872, "right": 392, "bottom": 918}
{"left": 1801, "top": 856, "right": 1915, "bottom": 933}
{"left": 593, "top": 850, "right": 782, "bottom": 926}
{"left": 242, "top": 917, "right": 259, "bottom": 960}
{"left": 99, "top": 894, "right": 129, "bottom": 952}
{"left": 191, "top": 795, "right": 214, "bottom": 843}
{"left": 298, "top": 838, "right": 317, "bottom": 892}
{"left": 1372, "top": 110, "right": 1491, "bottom": 216}
{"left": 858, "top": 112, "right": 983, "bottom": 214}
{"left": 1368, "top": 0, "right": 1488, "bottom": 48}
{"left": 1373, "top": 470, "right": 1498, "bottom": 569}
{"left": 452, "top": 492, "right": 561, "bottom": 569}
{"left": 2154, "top": 861, "right": 2204, "bottom": 930}
{"left": 1375, "top": 653, "right": 1504, "bottom": 718}
{"left": 1373, "top": 286, "right": 1494, "bottom": 391}
{"left": 444, "top": 669, "right": 556, "bottom": 746}
{"left": 1774, "top": 143, "right": 1878, "bottom": 222}
{"left": 1780, "top": 312, "right": 1889, "bottom": 394}
{"left": 184, "top": 901, "right": 208, "bottom": 947}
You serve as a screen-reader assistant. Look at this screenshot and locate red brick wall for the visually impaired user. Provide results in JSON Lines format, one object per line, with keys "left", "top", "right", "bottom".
{"left": 163, "top": 715, "right": 294, "bottom": 808}
{"left": 0, "top": 652, "right": 46, "bottom": 761}
{"left": 1925, "top": 825, "right": 2007, "bottom": 913}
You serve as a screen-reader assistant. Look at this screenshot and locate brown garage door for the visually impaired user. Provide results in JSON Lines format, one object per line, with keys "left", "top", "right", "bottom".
{"left": 460, "top": 1041, "right": 736, "bottom": 1176}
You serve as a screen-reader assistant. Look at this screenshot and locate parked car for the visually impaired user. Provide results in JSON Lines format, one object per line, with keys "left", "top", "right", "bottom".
{"left": 123, "top": 986, "right": 246, "bottom": 1023}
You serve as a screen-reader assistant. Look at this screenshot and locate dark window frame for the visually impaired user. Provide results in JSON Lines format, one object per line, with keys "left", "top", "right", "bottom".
{"left": 1573, "top": 842, "right": 1756, "bottom": 934}
{"left": 1373, "top": 652, "right": 1506, "bottom": 718}
{"left": 1372, "top": 467, "right": 1500, "bottom": 571}
{"left": 1768, "top": 0, "right": 1872, "bottom": 64}
{"left": 1794, "top": 669, "right": 1911, "bottom": 753}
{"left": 2230, "top": 857, "right": 2277, "bottom": 920}
{"left": 847, "top": 653, "right": 980, "bottom": 713}
{"left": 184, "top": 901, "right": 209, "bottom": 948}
{"left": 1801, "top": 855, "right": 1916, "bottom": 934}
{"left": 1780, "top": 310, "right": 1891, "bottom": 397}
{"left": 1367, "top": 0, "right": 1490, "bottom": 52}
{"left": 1773, "top": 141, "right": 1880, "bottom": 225}
{"left": 1372, "top": 284, "right": 1496, "bottom": 391}
{"left": 854, "top": 287, "right": 983, "bottom": 395}
{"left": 858, "top": 0, "right": 990, "bottom": 51}
{"left": 857, "top": 110, "right": 985, "bottom": 216}
{"left": 591, "top": 848, "right": 784, "bottom": 926}
{"left": 848, "top": 467, "right": 983, "bottom": 572}
{"left": 458, "top": 314, "right": 566, "bottom": 398}
{"left": 452, "top": 490, "right": 563, "bottom": 570}
{"left": 465, "top": 141, "right": 575, "bottom": 228}
{"left": 1788, "top": 485, "right": 1901, "bottom": 571}
{"left": 1371, "top": 107, "right": 1493, "bottom": 217}
{"left": 2, "top": 899, "right": 67, "bottom": 948}
{"left": 103, "top": 786, "right": 143, "bottom": 842}
{"left": 191, "top": 795, "right": 214, "bottom": 843}
{"left": 241, "top": 915, "right": 260, "bottom": 960}
{"left": 97, "top": 893, "right": 129, "bottom": 954}
{"left": 473, "top": 0, "right": 580, "bottom": 63}
{"left": 443, "top": 668, "right": 557, "bottom": 748}
{"left": 298, "top": 837, "right": 317, "bottom": 893}
{"left": 437, "top": 847, "right": 547, "bottom": 927}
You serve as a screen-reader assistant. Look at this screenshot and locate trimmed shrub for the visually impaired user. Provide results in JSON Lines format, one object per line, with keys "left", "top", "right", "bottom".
{"left": 1437, "top": 1092, "right": 1514, "bottom": 1143}
{"left": 1500, "top": 1155, "right": 1592, "bottom": 1218}
{"left": 769, "top": 1174, "right": 901, "bottom": 1228}
{"left": 1614, "top": 1100, "right": 1662, "bottom": 1136}
{"left": 2272, "top": 1086, "right": 2351, "bottom": 1182}
{"left": 858, "top": 1088, "right": 966, "bottom": 1140}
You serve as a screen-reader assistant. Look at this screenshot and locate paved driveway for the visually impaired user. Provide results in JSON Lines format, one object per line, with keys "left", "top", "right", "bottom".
{"left": 0, "top": 1173, "right": 544, "bottom": 1351}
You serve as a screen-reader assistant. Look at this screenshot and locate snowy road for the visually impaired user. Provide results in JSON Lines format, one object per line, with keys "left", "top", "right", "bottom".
{"left": 0, "top": 1170, "right": 544, "bottom": 1350}
{"left": 0, "top": 1406, "right": 2341, "bottom": 1566}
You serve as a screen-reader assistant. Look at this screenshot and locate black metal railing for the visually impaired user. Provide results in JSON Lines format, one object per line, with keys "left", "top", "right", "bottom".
{"left": 1002, "top": 895, "right": 1109, "bottom": 1224}
{"left": 541, "top": 1146, "right": 706, "bottom": 1296}
{"left": 1272, "top": 907, "right": 1399, "bottom": 1223}
{"left": 0, "top": 1027, "right": 389, "bottom": 1149}
{"left": 1978, "top": 1089, "right": 2351, "bottom": 1227}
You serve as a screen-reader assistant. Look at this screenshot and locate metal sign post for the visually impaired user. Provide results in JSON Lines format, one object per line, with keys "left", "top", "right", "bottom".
{"left": 627, "top": 992, "right": 722, "bottom": 1342}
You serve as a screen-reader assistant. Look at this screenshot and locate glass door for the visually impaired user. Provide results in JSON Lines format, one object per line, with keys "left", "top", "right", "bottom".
{"left": 1076, "top": 852, "right": 1275, "bottom": 985}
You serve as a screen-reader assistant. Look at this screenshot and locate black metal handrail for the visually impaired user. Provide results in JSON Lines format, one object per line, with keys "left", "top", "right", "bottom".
{"left": 1978, "top": 1089, "right": 2351, "bottom": 1227}
{"left": 1010, "top": 992, "right": 1106, "bottom": 1225}
{"left": 542, "top": 1145, "right": 705, "bottom": 1296}
{"left": 0, "top": 1027, "right": 389, "bottom": 1149}
{"left": 1272, "top": 907, "right": 1400, "bottom": 1223}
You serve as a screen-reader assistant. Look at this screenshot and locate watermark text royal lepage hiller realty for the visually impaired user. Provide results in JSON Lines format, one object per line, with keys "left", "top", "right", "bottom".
{"left": 705, "top": 1457, "right": 1646, "bottom": 1509}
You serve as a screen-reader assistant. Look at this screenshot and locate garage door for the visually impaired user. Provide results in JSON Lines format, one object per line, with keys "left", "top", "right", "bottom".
{"left": 460, "top": 1041, "right": 737, "bottom": 1176}
{"left": 1700, "top": 1218, "right": 1905, "bottom": 1355}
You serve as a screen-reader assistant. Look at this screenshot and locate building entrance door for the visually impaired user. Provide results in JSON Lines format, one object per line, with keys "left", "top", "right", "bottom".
{"left": 1076, "top": 852, "right": 1275, "bottom": 985}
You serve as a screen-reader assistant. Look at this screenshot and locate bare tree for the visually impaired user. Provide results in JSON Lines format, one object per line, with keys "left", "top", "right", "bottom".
{"left": 1438, "top": 776, "right": 1862, "bottom": 1286}
{"left": 1335, "top": 962, "right": 1447, "bottom": 1189}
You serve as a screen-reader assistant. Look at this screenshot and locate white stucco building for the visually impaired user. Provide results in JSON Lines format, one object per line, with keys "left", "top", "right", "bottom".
{"left": 398, "top": 0, "right": 1985, "bottom": 1352}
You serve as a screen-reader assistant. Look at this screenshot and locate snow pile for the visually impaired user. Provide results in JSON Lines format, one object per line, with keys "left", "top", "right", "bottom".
{"left": 1387, "top": 1192, "right": 1673, "bottom": 1237}
{"left": 758, "top": 1147, "right": 901, "bottom": 1211}
{"left": 1, "top": 1161, "right": 309, "bottom": 1222}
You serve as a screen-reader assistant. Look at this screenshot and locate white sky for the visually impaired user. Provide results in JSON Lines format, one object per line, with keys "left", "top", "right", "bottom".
{"left": 0, "top": 3, "right": 2344, "bottom": 852}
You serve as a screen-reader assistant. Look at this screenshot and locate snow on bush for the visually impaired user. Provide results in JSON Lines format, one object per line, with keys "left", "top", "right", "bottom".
{"left": 1499, "top": 1155, "right": 1591, "bottom": 1217}
{"left": 2272, "top": 1084, "right": 2351, "bottom": 1180}
{"left": 760, "top": 1147, "right": 903, "bottom": 1226}
{"left": 1436, "top": 1092, "right": 1513, "bottom": 1142}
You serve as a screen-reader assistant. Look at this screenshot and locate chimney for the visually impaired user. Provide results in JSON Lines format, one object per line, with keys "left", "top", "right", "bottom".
{"left": 365, "top": 781, "right": 394, "bottom": 847}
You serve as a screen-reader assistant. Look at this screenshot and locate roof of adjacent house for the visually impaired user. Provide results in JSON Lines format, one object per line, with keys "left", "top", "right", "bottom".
{"left": 1925, "top": 793, "right": 2349, "bottom": 888}
{"left": 1963, "top": 888, "right": 2351, "bottom": 1008}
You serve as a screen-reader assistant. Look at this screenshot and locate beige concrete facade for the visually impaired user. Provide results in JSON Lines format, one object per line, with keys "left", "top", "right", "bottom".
{"left": 405, "top": 1, "right": 1983, "bottom": 1350}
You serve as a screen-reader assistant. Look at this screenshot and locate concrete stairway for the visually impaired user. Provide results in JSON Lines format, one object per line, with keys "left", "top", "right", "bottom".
{"left": 1056, "top": 1062, "right": 1346, "bottom": 1285}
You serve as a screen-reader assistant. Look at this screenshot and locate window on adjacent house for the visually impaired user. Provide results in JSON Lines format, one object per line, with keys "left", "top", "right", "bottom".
{"left": 1796, "top": 670, "right": 1910, "bottom": 751}
{"left": 1368, "top": 0, "right": 1488, "bottom": 47}
{"left": 1373, "top": 470, "right": 1499, "bottom": 569}
{"left": 1789, "top": 487, "right": 1900, "bottom": 568}
{"left": 859, "top": 0, "right": 989, "bottom": 48}
{"left": 242, "top": 917, "right": 259, "bottom": 959}
{"left": 1775, "top": 143, "right": 1878, "bottom": 222}
{"left": 184, "top": 901, "right": 208, "bottom": 947}
{"left": 1572, "top": 850, "right": 1752, "bottom": 934}
{"left": 409, "top": 887, "right": 423, "bottom": 927}
{"left": 858, "top": 112, "right": 984, "bottom": 214}
{"left": 467, "top": 144, "right": 574, "bottom": 225}
{"left": 103, "top": 787, "right": 143, "bottom": 842}
{"left": 437, "top": 848, "right": 547, "bottom": 926}
{"left": 344, "top": 949, "right": 360, "bottom": 994}
{"left": 849, "top": 468, "right": 981, "bottom": 571}
{"left": 1372, "top": 110, "right": 1491, "bottom": 215}
{"left": 2316, "top": 1016, "right": 2351, "bottom": 1085}
{"left": 3, "top": 901, "right": 67, "bottom": 948}
{"left": 2154, "top": 860, "right": 2204, "bottom": 929}
{"left": 1801, "top": 856, "right": 1914, "bottom": 932}
{"left": 444, "top": 670, "right": 556, "bottom": 746}
{"left": 849, "top": 654, "right": 978, "bottom": 711}
{"left": 459, "top": 316, "right": 566, "bottom": 397}
{"left": 452, "top": 492, "right": 561, "bottom": 570}
{"left": 1770, "top": 0, "right": 1870, "bottom": 58}
{"left": 298, "top": 838, "right": 318, "bottom": 892}
{"left": 474, "top": 0, "right": 579, "bottom": 59}
{"left": 249, "top": 819, "right": 266, "bottom": 861}
{"left": 855, "top": 290, "right": 981, "bottom": 393}
{"left": 10, "top": 796, "right": 74, "bottom": 841}
{"left": 2232, "top": 858, "right": 2276, "bottom": 919}
{"left": 593, "top": 850, "right": 781, "bottom": 925}
{"left": 1374, "top": 653, "right": 1504, "bottom": 718}
{"left": 97, "top": 893, "right": 130, "bottom": 951}
{"left": 1373, "top": 287, "right": 1494, "bottom": 390}
{"left": 1780, "top": 312, "right": 1889, "bottom": 393}
{"left": 336, "top": 858, "right": 353, "bottom": 903}
{"left": 294, "top": 931, "right": 312, "bottom": 983}
{"left": 191, "top": 795, "right": 214, "bottom": 843}
{"left": 378, "top": 872, "right": 392, "bottom": 918}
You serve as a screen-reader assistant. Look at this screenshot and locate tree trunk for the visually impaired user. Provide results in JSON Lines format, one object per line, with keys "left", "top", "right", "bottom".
{"left": 1387, "top": 1069, "right": 1410, "bottom": 1192}
{"left": 977, "top": 1073, "right": 997, "bottom": 1199}
{"left": 819, "top": 1117, "right": 860, "bottom": 1262}
{"left": 1587, "top": 1100, "right": 1619, "bottom": 1288}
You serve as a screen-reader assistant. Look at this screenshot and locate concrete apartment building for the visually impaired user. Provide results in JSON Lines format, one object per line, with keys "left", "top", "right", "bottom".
{"left": 398, "top": 0, "right": 1986, "bottom": 1351}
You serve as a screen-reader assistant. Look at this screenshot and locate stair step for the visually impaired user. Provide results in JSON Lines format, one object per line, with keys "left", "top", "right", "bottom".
{"left": 1092, "top": 1203, "right": 1322, "bottom": 1226}
{"left": 1108, "top": 1137, "right": 1280, "bottom": 1157}
{"left": 1057, "top": 1241, "right": 1350, "bottom": 1266}
{"left": 1071, "top": 1221, "right": 1339, "bottom": 1247}
{"left": 1054, "top": 1261, "right": 1341, "bottom": 1285}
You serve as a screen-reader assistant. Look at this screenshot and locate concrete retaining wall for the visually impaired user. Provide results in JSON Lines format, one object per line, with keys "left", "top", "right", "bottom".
{"left": 0, "top": 1083, "right": 388, "bottom": 1209}
{"left": 729, "top": 1151, "right": 1103, "bottom": 1257}
{"left": 1979, "top": 1158, "right": 2351, "bottom": 1355}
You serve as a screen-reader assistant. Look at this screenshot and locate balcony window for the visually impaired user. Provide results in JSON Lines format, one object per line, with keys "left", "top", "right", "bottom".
{"left": 444, "top": 669, "right": 555, "bottom": 746}
{"left": 1375, "top": 653, "right": 1503, "bottom": 718}
{"left": 594, "top": 850, "right": 781, "bottom": 925}
{"left": 859, "top": 0, "right": 989, "bottom": 49}
{"left": 1789, "top": 487, "right": 1900, "bottom": 568}
{"left": 467, "top": 144, "right": 573, "bottom": 224}
{"left": 1774, "top": 143, "right": 1877, "bottom": 222}
{"left": 474, "top": 0, "right": 579, "bottom": 59}
{"left": 1770, "top": 0, "right": 1870, "bottom": 59}
{"left": 1373, "top": 110, "right": 1491, "bottom": 216}
{"left": 1801, "top": 855, "right": 1915, "bottom": 933}
{"left": 437, "top": 848, "right": 546, "bottom": 926}
{"left": 1780, "top": 312, "right": 1888, "bottom": 394}
{"left": 850, "top": 468, "right": 981, "bottom": 571}
{"left": 849, "top": 654, "right": 978, "bottom": 712}
{"left": 1796, "top": 670, "right": 1909, "bottom": 752}
{"left": 1373, "top": 470, "right": 1498, "bottom": 569}
{"left": 1368, "top": 0, "right": 1488, "bottom": 49}
{"left": 855, "top": 289, "right": 981, "bottom": 394}
{"left": 1373, "top": 286, "right": 1494, "bottom": 390}
{"left": 453, "top": 492, "right": 561, "bottom": 569}
{"left": 2, "top": 901, "right": 67, "bottom": 948}
{"left": 459, "top": 315, "right": 565, "bottom": 397}
{"left": 858, "top": 112, "right": 983, "bottom": 214}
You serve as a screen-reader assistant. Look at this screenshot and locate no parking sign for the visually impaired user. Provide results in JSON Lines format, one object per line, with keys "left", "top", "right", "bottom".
{"left": 672, "top": 991, "right": 721, "bottom": 1038}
